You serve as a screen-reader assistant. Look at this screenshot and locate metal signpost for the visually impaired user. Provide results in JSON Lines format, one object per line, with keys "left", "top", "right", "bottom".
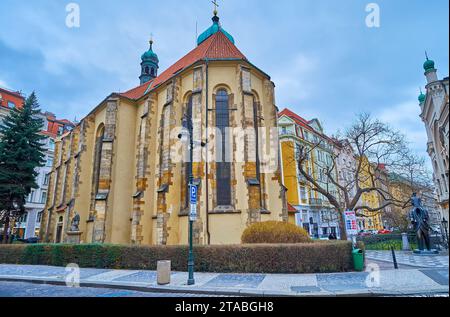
{"left": 187, "top": 184, "right": 197, "bottom": 285}
{"left": 178, "top": 112, "right": 206, "bottom": 286}
{"left": 344, "top": 210, "right": 358, "bottom": 246}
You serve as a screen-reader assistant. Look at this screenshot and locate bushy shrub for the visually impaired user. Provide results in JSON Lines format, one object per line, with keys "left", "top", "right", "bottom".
{"left": 241, "top": 221, "right": 311, "bottom": 244}
{"left": 0, "top": 241, "right": 356, "bottom": 273}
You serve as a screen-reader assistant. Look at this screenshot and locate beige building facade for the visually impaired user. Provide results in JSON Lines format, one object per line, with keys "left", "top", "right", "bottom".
{"left": 419, "top": 56, "right": 449, "bottom": 230}
{"left": 40, "top": 13, "right": 286, "bottom": 246}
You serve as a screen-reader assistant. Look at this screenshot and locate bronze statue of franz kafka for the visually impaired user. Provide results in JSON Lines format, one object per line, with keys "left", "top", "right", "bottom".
{"left": 407, "top": 193, "right": 432, "bottom": 252}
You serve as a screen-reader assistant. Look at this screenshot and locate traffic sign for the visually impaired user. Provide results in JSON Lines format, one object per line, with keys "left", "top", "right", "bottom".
{"left": 190, "top": 185, "right": 198, "bottom": 204}
{"left": 190, "top": 204, "right": 197, "bottom": 221}
{"left": 344, "top": 210, "right": 358, "bottom": 236}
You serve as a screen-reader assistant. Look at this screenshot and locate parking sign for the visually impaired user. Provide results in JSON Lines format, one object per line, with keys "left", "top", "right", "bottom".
{"left": 190, "top": 185, "right": 197, "bottom": 204}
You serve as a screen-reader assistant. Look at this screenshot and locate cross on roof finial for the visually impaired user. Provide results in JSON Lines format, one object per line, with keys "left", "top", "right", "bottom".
{"left": 212, "top": 0, "right": 219, "bottom": 16}
{"left": 149, "top": 33, "right": 154, "bottom": 48}
{"left": 425, "top": 50, "right": 429, "bottom": 60}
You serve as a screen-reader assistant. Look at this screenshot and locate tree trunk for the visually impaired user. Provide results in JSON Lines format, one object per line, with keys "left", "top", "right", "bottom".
{"left": 338, "top": 210, "right": 348, "bottom": 241}
{"left": 2, "top": 216, "right": 9, "bottom": 244}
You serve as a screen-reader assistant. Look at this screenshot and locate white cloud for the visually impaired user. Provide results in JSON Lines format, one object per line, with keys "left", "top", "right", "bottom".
{"left": 377, "top": 100, "right": 429, "bottom": 156}
{"left": 272, "top": 53, "right": 320, "bottom": 105}
{"left": 0, "top": 79, "right": 9, "bottom": 89}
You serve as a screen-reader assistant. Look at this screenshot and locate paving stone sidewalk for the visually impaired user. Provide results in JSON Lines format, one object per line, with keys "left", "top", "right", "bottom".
{"left": 366, "top": 250, "right": 449, "bottom": 268}
{"left": 0, "top": 264, "right": 448, "bottom": 297}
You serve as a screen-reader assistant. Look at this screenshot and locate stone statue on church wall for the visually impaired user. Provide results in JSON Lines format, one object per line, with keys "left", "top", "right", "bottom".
{"left": 70, "top": 213, "right": 80, "bottom": 232}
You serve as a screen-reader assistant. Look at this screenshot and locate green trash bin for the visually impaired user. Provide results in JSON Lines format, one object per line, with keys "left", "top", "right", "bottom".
{"left": 352, "top": 249, "right": 364, "bottom": 272}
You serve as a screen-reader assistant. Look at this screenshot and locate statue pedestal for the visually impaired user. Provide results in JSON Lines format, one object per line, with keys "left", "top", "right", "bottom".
{"left": 413, "top": 249, "right": 439, "bottom": 255}
{"left": 66, "top": 231, "right": 83, "bottom": 244}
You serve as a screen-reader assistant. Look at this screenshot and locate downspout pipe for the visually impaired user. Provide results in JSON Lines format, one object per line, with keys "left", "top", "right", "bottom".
{"left": 205, "top": 59, "right": 211, "bottom": 245}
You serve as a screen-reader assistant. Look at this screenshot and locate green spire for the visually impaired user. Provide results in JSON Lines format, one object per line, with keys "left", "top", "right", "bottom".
{"left": 423, "top": 51, "right": 435, "bottom": 72}
{"left": 418, "top": 88, "right": 426, "bottom": 104}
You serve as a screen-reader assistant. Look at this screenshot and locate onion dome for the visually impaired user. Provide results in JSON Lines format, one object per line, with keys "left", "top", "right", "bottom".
{"left": 141, "top": 40, "right": 159, "bottom": 63}
{"left": 423, "top": 53, "right": 435, "bottom": 72}
{"left": 418, "top": 90, "right": 426, "bottom": 104}
{"left": 197, "top": 14, "right": 234, "bottom": 46}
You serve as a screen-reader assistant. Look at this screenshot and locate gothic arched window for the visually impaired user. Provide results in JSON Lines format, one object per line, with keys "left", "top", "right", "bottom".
{"left": 216, "top": 89, "right": 231, "bottom": 206}
{"left": 93, "top": 125, "right": 105, "bottom": 195}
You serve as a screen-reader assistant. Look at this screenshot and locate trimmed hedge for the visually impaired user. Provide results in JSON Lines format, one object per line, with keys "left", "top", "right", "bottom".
{"left": 0, "top": 241, "right": 358, "bottom": 273}
{"left": 241, "top": 221, "right": 311, "bottom": 244}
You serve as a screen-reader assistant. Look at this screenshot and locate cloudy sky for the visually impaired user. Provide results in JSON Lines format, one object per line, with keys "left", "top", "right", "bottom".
{"left": 0, "top": 0, "right": 448, "bottom": 161}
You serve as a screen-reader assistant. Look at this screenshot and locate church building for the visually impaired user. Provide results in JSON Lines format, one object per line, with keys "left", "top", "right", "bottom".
{"left": 40, "top": 10, "right": 286, "bottom": 246}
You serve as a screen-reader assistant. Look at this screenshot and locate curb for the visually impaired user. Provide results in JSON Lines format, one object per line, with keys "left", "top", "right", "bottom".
{"left": 0, "top": 276, "right": 448, "bottom": 297}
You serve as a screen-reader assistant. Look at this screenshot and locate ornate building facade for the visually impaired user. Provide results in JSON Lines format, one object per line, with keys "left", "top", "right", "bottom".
{"left": 279, "top": 109, "right": 341, "bottom": 239}
{"left": 419, "top": 56, "right": 449, "bottom": 230}
{"left": 40, "top": 12, "right": 285, "bottom": 246}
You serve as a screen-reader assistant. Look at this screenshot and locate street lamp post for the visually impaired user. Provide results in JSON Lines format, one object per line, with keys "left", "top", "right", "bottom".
{"left": 179, "top": 114, "right": 206, "bottom": 286}
{"left": 442, "top": 217, "right": 449, "bottom": 250}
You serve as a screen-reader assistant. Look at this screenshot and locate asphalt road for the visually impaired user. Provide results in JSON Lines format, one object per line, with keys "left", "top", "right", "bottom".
{"left": 0, "top": 281, "right": 219, "bottom": 297}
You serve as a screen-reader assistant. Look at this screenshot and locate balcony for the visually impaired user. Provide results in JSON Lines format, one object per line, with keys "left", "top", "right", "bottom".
{"left": 280, "top": 130, "right": 296, "bottom": 137}
{"left": 309, "top": 198, "right": 323, "bottom": 207}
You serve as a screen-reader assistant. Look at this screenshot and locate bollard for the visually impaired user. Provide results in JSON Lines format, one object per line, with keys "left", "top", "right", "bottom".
{"left": 391, "top": 246, "right": 398, "bottom": 270}
{"left": 157, "top": 260, "right": 171, "bottom": 285}
{"left": 401, "top": 233, "right": 410, "bottom": 251}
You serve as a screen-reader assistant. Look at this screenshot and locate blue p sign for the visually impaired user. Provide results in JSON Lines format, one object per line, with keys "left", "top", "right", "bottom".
{"left": 190, "top": 185, "right": 197, "bottom": 204}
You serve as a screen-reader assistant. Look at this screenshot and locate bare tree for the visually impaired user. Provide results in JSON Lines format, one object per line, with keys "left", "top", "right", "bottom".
{"left": 289, "top": 113, "right": 430, "bottom": 240}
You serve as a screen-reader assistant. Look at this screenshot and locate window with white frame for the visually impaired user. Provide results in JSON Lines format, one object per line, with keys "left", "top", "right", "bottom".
{"left": 300, "top": 186, "right": 307, "bottom": 202}
{"left": 43, "top": 174, "right": 50, "bottom": 186}
{"left": 40, "top": 191, "right": 47, "bottom": 204}
{"left": 49, "top": 139, "right": 55, "bottom": 151}
{"left": 28, "top": 190, "right": 35, "bottom": 203}
{"left": 46, "top": 157, "right": 53, "bottom": 167}
{"left": 36, "top": 212, "right": 42, "bottom": 223}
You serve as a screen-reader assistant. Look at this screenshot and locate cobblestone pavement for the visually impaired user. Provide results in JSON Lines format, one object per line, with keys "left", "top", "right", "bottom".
{"left": 0, "top": 281, "right": 221, "bottom": 297}
{"left": 0, "top": 264, "right": 447, "bottom": 296}
{"left": 365, "top": 259, "right": 424, "bottom": 270}
{"left": 366, "top": 251, "right": 449, "bottom": 268}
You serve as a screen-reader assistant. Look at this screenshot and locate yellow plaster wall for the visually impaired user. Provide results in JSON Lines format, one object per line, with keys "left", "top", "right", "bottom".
{"left": 281, "top": 141, "right": 299, "bottom": 205}
{"left": 108, "top": 99, "right": 138, "bottom": 244}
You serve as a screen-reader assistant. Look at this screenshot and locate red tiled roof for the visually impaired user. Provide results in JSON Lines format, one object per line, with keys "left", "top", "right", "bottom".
{"left": 40, "top": 131, "right": 57, "bottom": 138}
{"left": 287, "top": 203, "right": 297, "bottom": 213}
{"left": 45, "top": 116, "right": 74, "bottom": 135}
{"left": 279, "top": 108, "right": 335, "bottom": 143}
{"left": 0, "top": 87, "right": 24, "bottom": 99}
{"left": 279, "top": 108, "right": 310, "bottom": 126}
{"left": 119, "top": 31, "right": 247, "bottom": 100}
